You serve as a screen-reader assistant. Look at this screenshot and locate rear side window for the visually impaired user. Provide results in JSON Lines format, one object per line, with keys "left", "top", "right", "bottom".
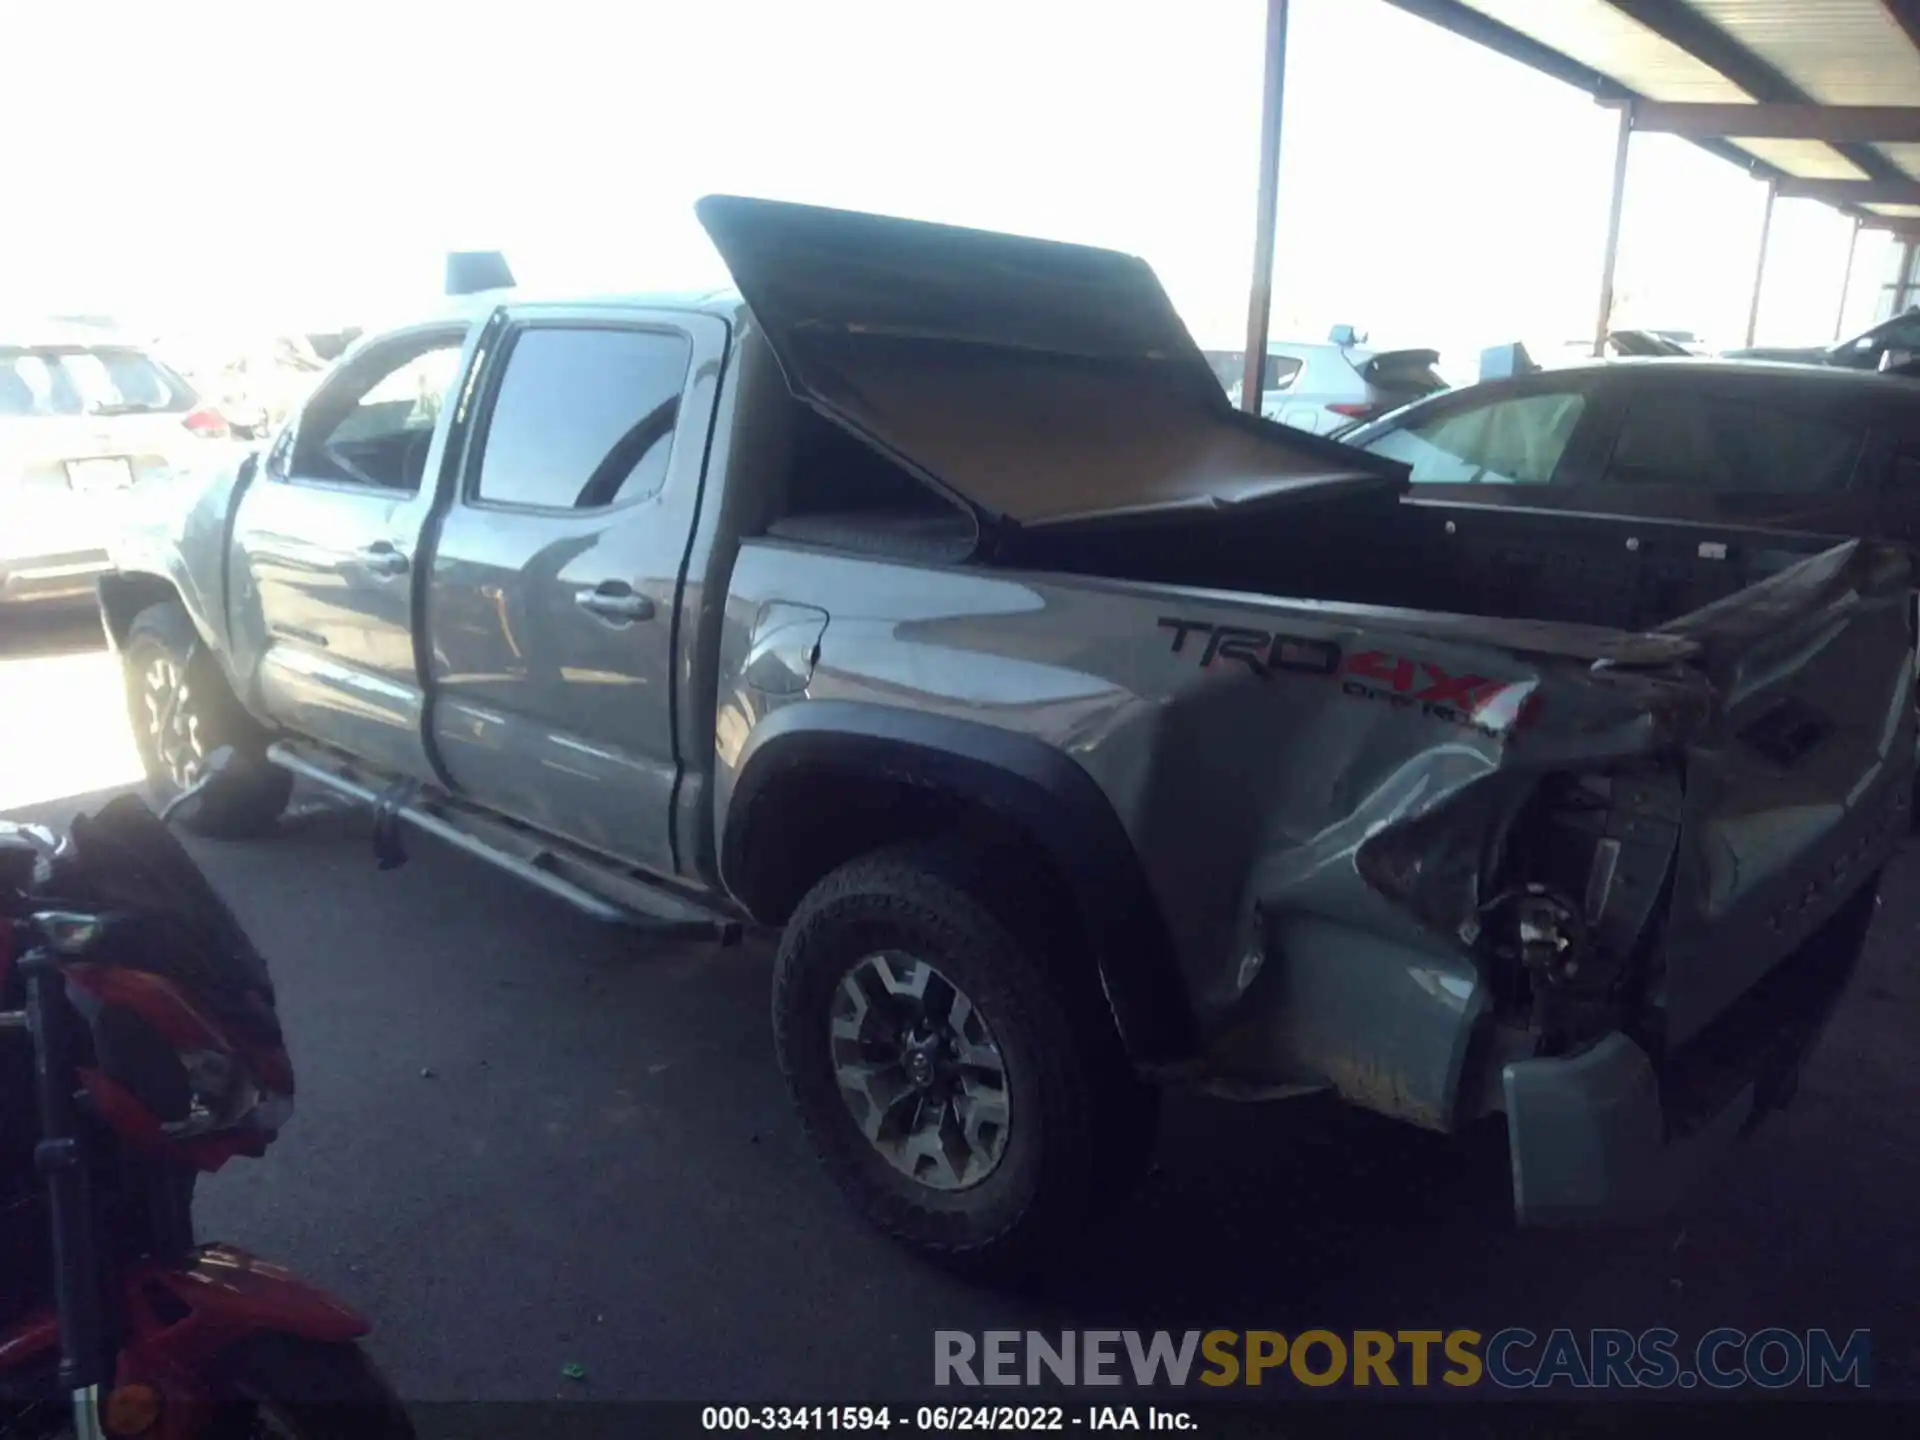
{"left": 474, "top": 327, "right": 691, "bottom": 510}
{"left": 0, "top": 346, "right": 191, "bottom": 417}
{"left": 1603, "top": 393, "right": 1861, "bottom": 494}
{"left": 1361, "top": 391, "right": 1587, "bottom": 485}
{"left": 1258, "top": 355, "right": 1303, "bottom": 392}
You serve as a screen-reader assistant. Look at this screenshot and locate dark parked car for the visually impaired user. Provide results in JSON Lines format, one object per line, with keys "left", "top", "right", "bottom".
{"left": 1341, "top": 358, "right": 1920, "bottom": 547}
{"left": 1726, "top": 310, "right": 1920, "bottom": 372}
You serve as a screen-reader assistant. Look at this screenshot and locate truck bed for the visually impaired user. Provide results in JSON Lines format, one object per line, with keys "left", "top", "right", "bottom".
{"left": 996, "top": 486, "right": 1842, "bottom": 638}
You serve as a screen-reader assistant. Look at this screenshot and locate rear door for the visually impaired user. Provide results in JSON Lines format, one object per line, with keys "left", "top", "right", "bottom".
{"left": 423, "top": 305, "right": 727, "bottom": 879}
{"left": 1555, "top": 373, "right": 1874, "bottom": 537}
{"left": 230, "top": 322, "right": 474, "bottom": 778}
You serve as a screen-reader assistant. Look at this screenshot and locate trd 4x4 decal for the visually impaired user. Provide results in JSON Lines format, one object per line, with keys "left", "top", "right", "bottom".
{"left": 1157, "top": 619, "right": 1536, "bottom": 739}
{"left": 1156, "top": 617, "right": 1341, "bottom": 678}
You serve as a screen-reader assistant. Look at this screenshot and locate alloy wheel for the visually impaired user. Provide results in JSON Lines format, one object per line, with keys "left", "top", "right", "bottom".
{"left": 143, "top": 656, "right": 205, "bottom": 790}
{"left": 828, "top": 952, "right": 1011, "bottom": 1191}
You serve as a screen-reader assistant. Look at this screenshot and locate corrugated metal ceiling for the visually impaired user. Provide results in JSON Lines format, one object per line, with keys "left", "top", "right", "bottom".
{"left": 1690, "top": 0, "right": 1920, "bottom": 107}
{"left": 1420, "top": 0, "right": 1920, "bottom": 189}
{"left": 1466, "top": 0, "right": 1753, "bottom": 102}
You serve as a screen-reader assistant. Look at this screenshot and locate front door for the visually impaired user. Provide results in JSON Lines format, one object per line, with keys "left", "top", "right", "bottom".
{"left": 424, "top": 306, "right": 727, "bottom": 879}
{"left": 230, "top": 324, "right": 474, "bottom": 779}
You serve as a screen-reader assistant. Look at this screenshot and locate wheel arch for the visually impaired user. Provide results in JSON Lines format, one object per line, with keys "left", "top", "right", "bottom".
{"left": 722, "top": 701, "right": 1195, "bottom": 1065}
{"left": 97, "top": 570, "right": 194, "bottom": 651}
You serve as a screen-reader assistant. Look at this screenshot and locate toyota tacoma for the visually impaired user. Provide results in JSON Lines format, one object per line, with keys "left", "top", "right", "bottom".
{"left": 98, "top": 197, "right": 1914, "bottom": 1272}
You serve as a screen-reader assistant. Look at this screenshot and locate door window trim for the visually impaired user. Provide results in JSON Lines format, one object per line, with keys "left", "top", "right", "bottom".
{"left": 269, "top": 323, "right": 470, "bottom": 495}
{"left": 457, "top": 318, "right": 698, "bottom": 518}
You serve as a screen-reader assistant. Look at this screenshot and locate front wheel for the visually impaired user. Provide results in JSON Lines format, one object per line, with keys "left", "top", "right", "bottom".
{"left": 205, "top": 1334, "right": 413, "bottom": 1439}
{"left": 121, "top": 601, "right": 291, "bottom": 838}
{"left": 772, "top": 841, "right": 1159, "bottom": 1278}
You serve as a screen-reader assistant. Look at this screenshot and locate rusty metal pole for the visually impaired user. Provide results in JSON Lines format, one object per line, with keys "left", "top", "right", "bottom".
{"left": 1594, "top": 103, "right": 1633, "bottom": 357}
{"left": 1241, "top": 0, "right": 1289, "bottom": 413}
{"left": 1834, "top": 216, "right": 1862, "bottom": 340}
{"left": 1744, "top": 178, "right": 1778, "bottom": 348}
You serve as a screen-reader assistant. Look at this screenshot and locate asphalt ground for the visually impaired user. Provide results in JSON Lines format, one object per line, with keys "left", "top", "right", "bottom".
{"left": 2, "top": 607, "right": 1915, "bottom": 1422}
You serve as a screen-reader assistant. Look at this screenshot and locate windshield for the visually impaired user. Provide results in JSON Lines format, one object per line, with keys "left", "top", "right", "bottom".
{"left": 0, "top": 346, "right": 194, "bottom": 417}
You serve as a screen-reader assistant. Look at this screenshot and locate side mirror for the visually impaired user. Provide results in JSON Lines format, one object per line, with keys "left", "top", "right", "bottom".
{"left": 1328, "top": 324, "right": 1366, "bottom": 348}
{"left": 1880, "top": 348, "right": 1919, "bottom": 376}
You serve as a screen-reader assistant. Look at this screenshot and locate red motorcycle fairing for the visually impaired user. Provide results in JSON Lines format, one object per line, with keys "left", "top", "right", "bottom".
{"left": 64, "top": 963, "right": 298, "bottom": 1101}
{"left": 61, "top": 962, "right": 295, "bottom": 1171}
{"left": 0, "top": 1313, "right": 57, "bottom": 1372}
{"left": 0, "top": 1245, "right": 369, "bottom": 1437}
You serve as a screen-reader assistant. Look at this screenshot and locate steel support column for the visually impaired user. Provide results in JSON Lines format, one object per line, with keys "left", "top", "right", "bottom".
{"left": 1594, "top": 104, "right": 1633, "bottom": 357}
{"left": 1744, "top": 179, "right": 1778, "bottom": 348}
{"left": 1241, "top": 0, "right": 1289, "bottom": 413}
{"left": 1835, "top": 217, "right": 1862, "bottom": 340}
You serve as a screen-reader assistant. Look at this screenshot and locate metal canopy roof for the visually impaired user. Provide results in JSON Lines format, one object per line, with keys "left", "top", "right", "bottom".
{"left": 1383, "top": 0, "right": 1920, "bottom": 227}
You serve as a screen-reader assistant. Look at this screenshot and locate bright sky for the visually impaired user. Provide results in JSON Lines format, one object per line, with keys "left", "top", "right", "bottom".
{"left": 0, "top": 0, "right": 1897, "bottom": 372}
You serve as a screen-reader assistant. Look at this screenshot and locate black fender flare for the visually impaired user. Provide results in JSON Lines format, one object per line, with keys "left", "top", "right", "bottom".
{"left": 722, "top": 701, "right": 1196, "bottom": 1065}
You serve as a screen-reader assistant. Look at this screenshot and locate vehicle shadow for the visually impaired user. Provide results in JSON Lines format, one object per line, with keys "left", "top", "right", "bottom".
{"left": 0, "top": 607, "right": 106, "bottom": 660}
{"left": 275, "top": 787, "right": 371, "bottom": 841}
{"left": 1029, "top": 1093, "right": 1546, "bottom": 1317}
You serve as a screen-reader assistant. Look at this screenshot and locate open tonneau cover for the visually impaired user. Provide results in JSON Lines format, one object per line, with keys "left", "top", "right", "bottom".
{"left": 694, "top": 194, "right": 1405, "bottom": 533}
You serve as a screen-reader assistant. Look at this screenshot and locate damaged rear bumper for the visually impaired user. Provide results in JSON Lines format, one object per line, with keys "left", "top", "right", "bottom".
{"left": 1503, "top": 877, "right": 1874, "bottom": 1226}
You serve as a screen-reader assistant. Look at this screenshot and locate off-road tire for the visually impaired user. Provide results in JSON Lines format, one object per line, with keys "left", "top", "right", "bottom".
{"left": 772, "top": 839, "right": 1159, "bottom": 1277}
{"left": 122, "top": 601, "right": 291, "bottom": 838}
{"left": 206, "top": 1333, "right": 414, "bottom": 1439}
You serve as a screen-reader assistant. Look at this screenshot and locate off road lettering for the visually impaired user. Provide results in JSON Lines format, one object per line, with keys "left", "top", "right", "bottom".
{"left": 1344, "top": 650, "right": 1497, "bottom": 706}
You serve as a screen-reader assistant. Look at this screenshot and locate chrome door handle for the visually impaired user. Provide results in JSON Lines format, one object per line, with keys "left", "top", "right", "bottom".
{"left": 359, "top": 542, "right": 409, "bottom": 576}
{"left": 575, "top": 583, "right": 654, "bottom": 623}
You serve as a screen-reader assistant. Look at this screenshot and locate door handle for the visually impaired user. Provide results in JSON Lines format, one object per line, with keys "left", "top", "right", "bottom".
{"left": 575, "top": 582, "right": 654, "bottom": 623}
{"left": 359, "top": 542, "right": 410, "bottom": 577}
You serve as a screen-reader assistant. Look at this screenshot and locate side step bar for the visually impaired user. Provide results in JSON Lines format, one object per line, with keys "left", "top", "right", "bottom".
{"left": 267, "top": 742, "right": 742, "bottom": 945}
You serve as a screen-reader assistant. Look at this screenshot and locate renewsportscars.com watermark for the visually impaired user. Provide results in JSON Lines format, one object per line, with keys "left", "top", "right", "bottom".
{"left": 935, "top": 1329, "right": 1873, "bottom": 1391}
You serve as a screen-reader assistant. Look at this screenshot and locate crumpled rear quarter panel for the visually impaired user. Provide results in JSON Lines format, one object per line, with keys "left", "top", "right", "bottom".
{"left": 716, "top": 543, "right": 1707, "bottom": 1129}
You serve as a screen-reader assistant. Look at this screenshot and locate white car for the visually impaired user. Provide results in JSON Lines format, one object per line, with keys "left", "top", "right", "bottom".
{"left": 1, "top": 328, "right": 234, "bottom": 608}
{"left": 1211, "top": 327, "right": 1448, "bottom": 434}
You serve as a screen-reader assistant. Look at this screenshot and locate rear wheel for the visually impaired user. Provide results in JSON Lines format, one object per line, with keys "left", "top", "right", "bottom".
{"left": 206, "top": 1334, "right": 414, "bottom": 1440}
{"left": 772, "top": 840, "right": 1158, "bottom": 1277}
{"left": 121, "top": 601, "right": 290, "bottom": 838}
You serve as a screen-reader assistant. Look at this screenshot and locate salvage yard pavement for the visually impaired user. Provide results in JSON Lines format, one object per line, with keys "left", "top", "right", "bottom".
{"left": 2, "top": 613, "right": 1918, "bottom": 1403}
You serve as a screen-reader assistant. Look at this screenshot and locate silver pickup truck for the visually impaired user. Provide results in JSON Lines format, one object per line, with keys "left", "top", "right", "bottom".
{"left": 100, "top": 197, "right": 1914, "bottom": 1274}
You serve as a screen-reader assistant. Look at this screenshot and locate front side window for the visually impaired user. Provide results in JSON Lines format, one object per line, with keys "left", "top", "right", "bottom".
{"left": 473, "top": 327, "right": 691, "bottom": 510}
{"left": 288, "top": 335, "right": 465, "bottom": 492}
{"left": 1360, "top": 391, "right": 1587, "bottom": 485}
{"left": 1602, "top": 393, "right": 1861, "bottom": 495}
